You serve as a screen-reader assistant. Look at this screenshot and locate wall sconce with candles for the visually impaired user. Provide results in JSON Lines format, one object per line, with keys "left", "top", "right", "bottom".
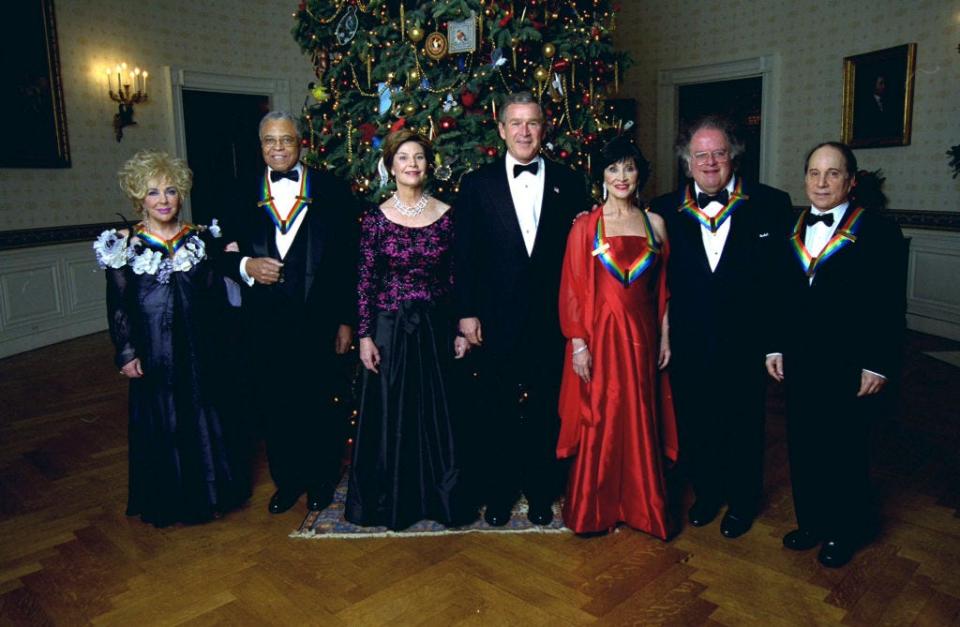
{"left": 106, "top": 63, "right": 148, "bottom": 142}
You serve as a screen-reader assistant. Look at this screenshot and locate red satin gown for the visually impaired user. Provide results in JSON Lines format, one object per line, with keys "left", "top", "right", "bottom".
{"left": 557, "top": 210, "right": 678, "bottom": 538}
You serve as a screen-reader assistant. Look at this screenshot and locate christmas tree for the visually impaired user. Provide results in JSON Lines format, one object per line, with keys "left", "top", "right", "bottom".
{"left": 292, "top": 0, "right": 632, "bottom": 202}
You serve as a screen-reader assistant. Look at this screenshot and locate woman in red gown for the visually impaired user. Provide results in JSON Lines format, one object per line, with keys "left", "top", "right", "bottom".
{"left": 557, "top": 137, "right": 678, "bottom": 538}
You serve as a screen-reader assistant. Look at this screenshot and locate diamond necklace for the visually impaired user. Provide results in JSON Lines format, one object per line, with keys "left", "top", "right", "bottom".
{"left": 392, "top": 191, "right": 431, "bottom": 217}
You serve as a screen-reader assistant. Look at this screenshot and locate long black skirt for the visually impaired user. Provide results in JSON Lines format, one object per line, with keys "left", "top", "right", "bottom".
{"left": 345, "top": 301, "right": 473, "bottom": 530}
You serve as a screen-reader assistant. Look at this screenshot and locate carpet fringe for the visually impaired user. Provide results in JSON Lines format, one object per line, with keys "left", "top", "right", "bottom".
{"left": 289, "top": 525, "right": 570, "bottom": 539}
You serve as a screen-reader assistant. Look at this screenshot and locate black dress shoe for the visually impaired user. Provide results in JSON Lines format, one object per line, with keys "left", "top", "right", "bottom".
{"left": 719, "top": 511, "right": 753, "bottom": 539}
{"left": 483, "top": 504, "right": 512, "bottom": 527}
{"left": 818, "top": 539, "right": 857, "bottom": 568}
{"left": 527, "top": 502, "right": 554, "bottom": 526}
{"left": 688, "top": 500, "right": 720, "bottom": 527}
{"left": 782, "top": 528, "right": 822, "bottom": 551}
{"left": 306, "top": 485, "right": 335, "bottom": 512}
{"left": 268, "top": 489, "right": 302, "bottom": 514}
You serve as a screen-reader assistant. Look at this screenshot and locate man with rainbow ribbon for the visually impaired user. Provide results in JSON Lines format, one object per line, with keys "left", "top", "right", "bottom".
{"left": 766, "top": 141, "right": 905, "bottom": 568}
{"left": 221, "top": 111, "right": 360, "bottom": 517}
{"left": 650, "top": 115, "right": 793, "bottom": 541}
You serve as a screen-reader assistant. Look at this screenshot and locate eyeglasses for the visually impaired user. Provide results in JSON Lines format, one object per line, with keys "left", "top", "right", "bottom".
{"left": 692, "top": 149, "right": 730, "bottom": 165}
{"left": 261, "top": 136, "right": 298, "bottom": 148}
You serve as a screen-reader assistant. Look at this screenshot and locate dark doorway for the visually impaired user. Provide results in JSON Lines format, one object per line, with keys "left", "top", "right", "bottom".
{"left": 677, "top": 77, "right": 762, "bottom": 184}
{"left": 181, "top": 90, "right": 270, "bottom": 228}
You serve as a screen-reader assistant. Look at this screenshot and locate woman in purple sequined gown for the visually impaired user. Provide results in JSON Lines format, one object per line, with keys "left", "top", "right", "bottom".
{"left": 346, "top": 131, "right": 475, "bottom": 530}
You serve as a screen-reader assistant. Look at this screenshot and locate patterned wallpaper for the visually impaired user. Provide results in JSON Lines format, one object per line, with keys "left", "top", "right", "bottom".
{"left": 3, "top": 0, "right": 958, "bottom": 231}
{"left": 616, "top": 0, "right": 960, "bottom": 212}
{"left": 0, "top": 0, "right": 314, "bottom": 231}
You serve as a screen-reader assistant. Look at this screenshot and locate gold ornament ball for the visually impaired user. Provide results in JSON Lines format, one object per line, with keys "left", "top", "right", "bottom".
{"left": 409, "top": 26, "right": 425, "bottom": 43}
{"left": 543, "top": 43, "right": 556, "bottom": 59}
{"left": 408, "top": 69, "right": 421, "bottom": 83}
{"left": 403, "top": 103, "right": 417, "bottom": 115}
{"left": 533, "top": 66, "right": 549, "bottom": 81}
{"left": 510, "top": 36, "right": 519, "bottom": 47}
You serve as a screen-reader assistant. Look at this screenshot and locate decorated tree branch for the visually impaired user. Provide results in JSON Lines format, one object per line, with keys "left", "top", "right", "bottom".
{"left": 293, "top": 0, "right": 632, "bottom": 201}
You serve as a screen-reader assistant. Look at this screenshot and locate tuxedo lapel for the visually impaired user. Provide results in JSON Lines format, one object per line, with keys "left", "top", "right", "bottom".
{"left": 674, "top": 186, "right": 713, "bottom": 275}
{"left": 488, "top": 161, "right": 528, "bottom": 259}
{"left": 530, "top": 161, "right": 564, "bottom": 260}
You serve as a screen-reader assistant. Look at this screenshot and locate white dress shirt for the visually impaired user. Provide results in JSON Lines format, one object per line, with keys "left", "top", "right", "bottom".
{"left": 695, "top": 176, "right": 736, "bottom": 272}
{"left": 505, "top": 153, "right": 545, "bottom": 256}
{"left": 240, "top": 163, "right": 307, "bottom": 285}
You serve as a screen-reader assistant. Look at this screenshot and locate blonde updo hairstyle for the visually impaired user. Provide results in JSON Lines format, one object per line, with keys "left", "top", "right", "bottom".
{"left": 117, "top": 150, "right": 193, "bottom": 214}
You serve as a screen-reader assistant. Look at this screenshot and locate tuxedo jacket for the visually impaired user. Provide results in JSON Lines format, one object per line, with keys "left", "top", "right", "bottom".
{"left": 650, "top": 179, "right": 793, "bottom": 373}
{"left": 221, "top": 166, "right": 359, "bottom": 339}
{"left": 767, "top": 207, "right": 906, "bottom": 382}
{"left": 454, "top": 157, "right": 588, "bottom": 364}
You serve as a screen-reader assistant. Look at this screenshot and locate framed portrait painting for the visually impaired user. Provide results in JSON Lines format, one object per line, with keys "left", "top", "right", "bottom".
{"left": 1, "top": 0, "right": 71, "bottom": 168}
{"left": 841, "top": 43, "right": 916, "bottom": 149}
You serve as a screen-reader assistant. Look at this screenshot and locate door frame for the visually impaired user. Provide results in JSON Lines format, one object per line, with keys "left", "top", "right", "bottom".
{"left": 655, "top": 55, "right": 778, "bottom": 194}
{"left": 165, "top": 67, "right": 290, "bottom": 220}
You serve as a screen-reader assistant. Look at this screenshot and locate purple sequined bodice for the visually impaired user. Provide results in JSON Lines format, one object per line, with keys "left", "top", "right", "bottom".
{"left": 357, "top": 208, "right": 454, "bottom": 337}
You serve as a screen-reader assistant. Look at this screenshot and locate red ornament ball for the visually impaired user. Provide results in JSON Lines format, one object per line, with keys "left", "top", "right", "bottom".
{"left": 559, "top": 149, "right": 569, "bottom": 159}
{"left": 485, "top": 146, "right": 498, "bottom": 157}
{"left": 461, "top": 91, "right": 477, "bottom": 108}
{"left": 439, "top": 117, "right": 456, "bottom": 131}
{"left": 300, "top": 138, "right": 310, "bottom": 147}
{"left": 581, "top": 92, "right": 592, "bottom": 105}
{"left": 358, "top": 122, "right": 378, "bottom": 142}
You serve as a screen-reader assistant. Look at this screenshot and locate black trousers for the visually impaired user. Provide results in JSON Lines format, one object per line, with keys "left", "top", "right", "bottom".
{"left": 670, "top": 357, "right": 766, "bottom": 516}
{"left": 470, "top": 343, "right": 564, "bottom": 509}
{"left": 248, "top": 300, "right": 346, "bottom": 495}
{"left": 785, "top": 361, "right": 875, "bottom": 541}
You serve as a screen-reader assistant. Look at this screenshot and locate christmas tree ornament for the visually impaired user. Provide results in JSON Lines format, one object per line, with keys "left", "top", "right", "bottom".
{"left": 403, "top": 103, "right": 417, "bottom": 115}
{"left": 425, "top": 32, "right": 448, "bottom": 60}
{"left": 439, "top": 116, "right": 456, "bottom": 132}
{"left": 408, "top": 68, "right": 421, "bottom": 84}
{"left": 408, "top": 25, "right": 425, "bottom": 43}
{"left": 533, "top": 66, "right": 549, "bottom": 82}
{"left": 335, "top": 4, "right": 359, "bottom": 45}
{"left": 311, "top": 83, "right": 330, "bottom": 102}
{"left": 542, "top": 42, "right": 556, "bottom": 59}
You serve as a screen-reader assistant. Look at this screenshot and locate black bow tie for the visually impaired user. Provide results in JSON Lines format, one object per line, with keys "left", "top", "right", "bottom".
{"left": 696, "top": 190, "right": 729, "bottom": 209}
{"left": 513, "top": 161, "right": 539, "bottom": 178}
{"left": 270, "top": 169, "right": 299, "bottom": 183}
{"left": 805, "top": 212, "right": 835, "bottom": 227}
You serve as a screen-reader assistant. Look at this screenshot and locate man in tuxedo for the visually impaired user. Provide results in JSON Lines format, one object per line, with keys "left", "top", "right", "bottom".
{"left": 224, "top": 111, "right": 359, "bottom": 515}
{"left": 766, "top": 142, "right": 905, "bottom": 567}
{"left": 649, "top": 115, "right": 792, "bottom": 538}
{"left": 455, "top": 92, "right": 587, "bottom": 526}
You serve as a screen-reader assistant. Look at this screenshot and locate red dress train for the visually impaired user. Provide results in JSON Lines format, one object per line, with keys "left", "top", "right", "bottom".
{"left": 557, "top": 209, "right": 678, "bottom": 538}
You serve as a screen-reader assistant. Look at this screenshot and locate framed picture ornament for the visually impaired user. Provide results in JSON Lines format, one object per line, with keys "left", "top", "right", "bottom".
{"left": 447, "top": 12, "right": 476, "bottom": 54}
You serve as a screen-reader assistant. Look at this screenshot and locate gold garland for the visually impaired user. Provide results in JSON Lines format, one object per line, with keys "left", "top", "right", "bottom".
{"left": 410, "top": 44, "right": 475, "bottom": 94}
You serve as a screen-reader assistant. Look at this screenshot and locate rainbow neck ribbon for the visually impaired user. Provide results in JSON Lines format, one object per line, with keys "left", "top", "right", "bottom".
{"left": 790, "top": 206, "right": 865, "bottom": 277}
{"left": 593, "top": 211, "right": 660, "bottom": 286}
{"left": 259, "top": 169, "right": 311, "bottom": 234}
{"left": 679, "top": 178, "right": 748, "bottom": 232}
{"left": 134, "top": 224, "right": 193, "bottom": 256}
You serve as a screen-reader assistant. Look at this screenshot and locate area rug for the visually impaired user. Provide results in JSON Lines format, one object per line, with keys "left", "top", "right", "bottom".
{"left": 291, "top": 477, "right": 569, "bottom": 539}
{"left": 923, "top": 351, "right": 960, "bottom": 369}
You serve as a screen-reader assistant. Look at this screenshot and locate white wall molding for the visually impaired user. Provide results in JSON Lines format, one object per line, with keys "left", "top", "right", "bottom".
{"left": 0, "top": 242, "right": 106, "bottom": 359}
{"left": 656, "top": 54, "right": 779, "bottom": 194}
{"left": 903, "top": 229, "right": 960, "bottom": 341}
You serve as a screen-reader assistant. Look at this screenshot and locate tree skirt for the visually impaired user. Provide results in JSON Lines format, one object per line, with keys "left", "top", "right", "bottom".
{"left": 291, "top": 477, "right": 569, "bottom": 539}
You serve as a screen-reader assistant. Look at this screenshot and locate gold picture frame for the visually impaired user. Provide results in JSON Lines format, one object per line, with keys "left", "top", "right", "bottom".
{"left": 2, "top": 0, "right": 70, "bottom": 167}
{"left": 841, "top": 43, "right": 916, "bottom": 149}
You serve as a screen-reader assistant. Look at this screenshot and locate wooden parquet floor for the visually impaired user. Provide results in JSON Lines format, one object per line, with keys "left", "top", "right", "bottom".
{"left": 1, "top": 331, "right": 958, "bottom": 626}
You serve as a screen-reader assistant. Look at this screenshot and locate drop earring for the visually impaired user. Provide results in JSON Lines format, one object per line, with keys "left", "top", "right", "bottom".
{"left": 602, "top": 183, "right": 608, "bottom": 201}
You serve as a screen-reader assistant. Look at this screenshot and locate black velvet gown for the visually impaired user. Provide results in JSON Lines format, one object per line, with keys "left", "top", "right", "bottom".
{"left": 98, "top": 226, "right": 249, "bottom": 527}
{"left": 346, "top": 208, "right": 474, "bottom": 530}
